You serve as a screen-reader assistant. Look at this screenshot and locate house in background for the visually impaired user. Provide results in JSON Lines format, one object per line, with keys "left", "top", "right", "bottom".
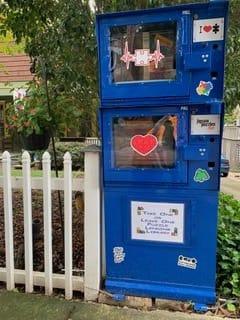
{"left": 0, "top": 53, "right": 34, "bottom": 151}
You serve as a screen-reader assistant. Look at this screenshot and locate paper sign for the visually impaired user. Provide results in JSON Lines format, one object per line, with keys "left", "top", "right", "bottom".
{"left": 131, "top": 201, "right": 184, "bottom": 243}
{"left": 191, "top": 114, "right": 220, "bottom": 135}
{"left": 193, "top": 18, "right": 224, "bottom": 42}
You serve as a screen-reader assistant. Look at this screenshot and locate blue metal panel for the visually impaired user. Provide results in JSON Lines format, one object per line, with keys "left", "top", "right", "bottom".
{"left": 96, "top": 0, "right": 229, "bottom": 106}
{"left": 100, "top": 103, "right": 222, "bottom": 190}
{"left": 101, "top": 106, "right": 188, "bottom": 184}
{"left": 104, "top": 187, "right": 219, "bottom": 303}
{"left": 96, "top": 0, "right": 229, "bottom": 307}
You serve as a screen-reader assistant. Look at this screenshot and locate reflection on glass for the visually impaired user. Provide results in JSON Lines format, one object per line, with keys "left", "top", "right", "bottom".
{"left": 113, "top": 115, "right": 177, "bottom": 168}
{"left": 110, "top": 21, "right": 177, "bottom": 83}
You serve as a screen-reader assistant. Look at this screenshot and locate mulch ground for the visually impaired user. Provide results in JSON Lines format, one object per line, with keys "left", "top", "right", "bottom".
{"left": 0, "top": 189, "right": 84, "bottom": 274}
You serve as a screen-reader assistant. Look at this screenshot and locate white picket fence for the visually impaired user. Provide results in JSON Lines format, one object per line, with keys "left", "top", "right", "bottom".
{"left": 0, "top": 146, "right": 101, "bottom": 301}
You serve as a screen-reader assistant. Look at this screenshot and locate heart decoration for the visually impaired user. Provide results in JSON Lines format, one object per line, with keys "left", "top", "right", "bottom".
{"left": 203, "top": 25, "right": 212, "bottom": 33}
{"left": 130, "top": 134, "right": 158, "bottom": 156}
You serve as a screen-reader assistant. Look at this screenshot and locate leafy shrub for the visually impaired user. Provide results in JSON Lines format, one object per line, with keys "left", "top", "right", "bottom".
{"left": 217, "top": 192, "right": 240, "bottom": 298}
{"left": 47, "top": 141, "right": 85, "bottom": 170}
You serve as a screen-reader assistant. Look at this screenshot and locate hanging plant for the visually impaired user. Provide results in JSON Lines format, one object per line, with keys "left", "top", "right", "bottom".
{"left": 5, "top": 79, "right": 82, "bottom": 138}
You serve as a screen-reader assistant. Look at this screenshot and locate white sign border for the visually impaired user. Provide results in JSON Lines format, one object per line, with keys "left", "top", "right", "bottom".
{"left": 131, "top": 201, "right": 185, "bottom": 244}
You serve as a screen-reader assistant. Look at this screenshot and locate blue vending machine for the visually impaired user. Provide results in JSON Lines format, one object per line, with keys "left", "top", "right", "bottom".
{"left": 96, "top": 0, "right": 229, "bottom": 308}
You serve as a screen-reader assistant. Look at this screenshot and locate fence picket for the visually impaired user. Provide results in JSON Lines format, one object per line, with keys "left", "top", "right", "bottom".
{"left": 42, "top": 152, "right": 53, "bottom": 295}
{"left": 64, "top": 152, "right": 73, "bottom": 300}
{"left": 22, "top": 151, "right": 34, "bottom": 293}
{"left": 0, "top": 148, "right": 101, "bottom": 300}
{"left": 2, "top": 151, "right": 15, "bottom": 290}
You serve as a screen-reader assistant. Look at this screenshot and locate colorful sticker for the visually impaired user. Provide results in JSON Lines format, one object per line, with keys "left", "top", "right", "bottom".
{"left": 113, "top": 247, "right": 125, "bottom": 264}
{"left": 193, "top": 18, "right": 224, "bottom": 42}
{"left": 130, "top": 134, "right": 158, "bottom": 156}
{"left": 194, "top": 168, "right": 210, "bottom": 183}
{"left": 196, "top": 81, "right": 213, "bottom": 96}
{"left": 177, "top": 255, "right": 197, "bottom": 270}
{"left": 120, "top": 40, "right": 165, "bottom": 70}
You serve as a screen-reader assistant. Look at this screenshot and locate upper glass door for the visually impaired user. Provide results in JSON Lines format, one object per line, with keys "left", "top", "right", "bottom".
{"left": 110, "top": 21, "right": 177, "bottom": 83}
{"left": 96, "top": 8, "right": 191, "bottom": 104}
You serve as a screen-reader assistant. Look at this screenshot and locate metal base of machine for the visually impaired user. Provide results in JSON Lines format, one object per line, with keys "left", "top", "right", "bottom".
{"left": 105, "top": 278, "right": 215, "bottom": 306}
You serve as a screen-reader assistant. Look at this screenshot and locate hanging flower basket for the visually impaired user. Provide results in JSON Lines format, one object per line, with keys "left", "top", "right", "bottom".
{"left": 20, "top": 130, "right": 51, "bottom": 151}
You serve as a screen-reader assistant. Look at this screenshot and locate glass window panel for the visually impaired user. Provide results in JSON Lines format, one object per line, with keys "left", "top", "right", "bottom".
{"left": 110, "top": 21, "right": 177, "bottom": 83}
{"left": 113, "top": 115, "right": 177, "bottom": 168}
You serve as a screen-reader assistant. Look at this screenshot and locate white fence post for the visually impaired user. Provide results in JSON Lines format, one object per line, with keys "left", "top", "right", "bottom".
{"left": 84, "top": 145, "right": 101, "bottom": 301}
{"left": 22, "top": 151, "right": 33, "bottom": 293}
{"left": 2, "top": 151, "right": 15, "bottom": 290}
{"left": 42, "top": 151, "right": 53, "bottom": 295}
{"left": 64, "top": 152, "right": 73, "bottom": 300}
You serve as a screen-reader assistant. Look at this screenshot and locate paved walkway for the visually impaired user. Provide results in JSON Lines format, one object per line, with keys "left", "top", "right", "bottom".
{"left": 0, "top": 290, "right": 231, "bottom": 320}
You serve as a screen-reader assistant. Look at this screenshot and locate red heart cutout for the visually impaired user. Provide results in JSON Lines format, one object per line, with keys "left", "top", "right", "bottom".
{"left": 130, "top": 134, "right": 158, "bottom": 156}
{"left": 203, "top": 25, "right": 212, "bottom": 33}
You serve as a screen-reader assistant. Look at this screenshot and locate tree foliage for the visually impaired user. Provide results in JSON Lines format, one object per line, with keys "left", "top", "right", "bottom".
{"left": 224, "top": 0, "right": 240, "bottom": 113}
{"left": 0, "top": 0, "right": 239, "bottom": 133}
{"left": 0, "top": 0, "right": 98, "bottom": 136}
{"left": 94, "top": 0, "right": 206, "bottom": 13}
{"left": 217, "top": 192, "right": 240, "bottom": 300}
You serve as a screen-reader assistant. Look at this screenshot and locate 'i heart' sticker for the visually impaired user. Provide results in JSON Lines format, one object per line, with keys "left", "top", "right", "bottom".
{"left": 193, "top": 18, "right": 224, "bottom": 42}
{"left": 130, "top": 134, "right": 158, "bottom": 156}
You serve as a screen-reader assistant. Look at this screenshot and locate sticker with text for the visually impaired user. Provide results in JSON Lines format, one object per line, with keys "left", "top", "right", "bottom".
{"left": 196, "top": 81, "right": 213, "bottom": 96}
{"left": 191, "top": 114, "right": 220, "bottom": 135}
{"left": 193, "top": 18, "right": 224, "bottom": 42}
{"left": 194, "top": 168, "right": 210, "bottom": 183}
{"left": 113, "top": 246, "right": 125, "bottom": 264}
{"left": 131, "top": 201, "right": 184, "bottom": 243}
{"left": 177, "top": 255, "right": 197, "bottom": 270}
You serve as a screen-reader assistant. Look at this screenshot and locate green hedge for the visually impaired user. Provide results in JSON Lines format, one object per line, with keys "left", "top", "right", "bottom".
{"left": 217, "top": 192, "right": 240, "bottom": 300}
{"left": 47, "top": 141, "right": 85, "bottom": 170}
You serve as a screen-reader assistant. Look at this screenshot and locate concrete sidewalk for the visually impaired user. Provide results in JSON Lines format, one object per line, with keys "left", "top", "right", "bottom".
{"left": 0, "top": 290, "right": 231, "bottom": 320}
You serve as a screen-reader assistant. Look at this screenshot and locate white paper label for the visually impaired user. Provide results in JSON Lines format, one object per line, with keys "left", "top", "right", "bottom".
{"left": 193, "top": 18, "right": 224, "bottom": 43}
{"left": 131, "top": 201, "right": 184, "bottom": 243}
{"left": 191, "top": 114, "right": 220, "bottom": 135}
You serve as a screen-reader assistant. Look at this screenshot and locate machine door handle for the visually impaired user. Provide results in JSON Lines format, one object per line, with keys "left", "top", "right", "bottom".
{"left": 184, "top": 52, "right": 212, "bottom": 70}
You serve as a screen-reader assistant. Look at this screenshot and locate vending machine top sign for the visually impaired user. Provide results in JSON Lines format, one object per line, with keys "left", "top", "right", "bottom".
{"left": 96, "top": 0, "right": 229, "bottom": 106}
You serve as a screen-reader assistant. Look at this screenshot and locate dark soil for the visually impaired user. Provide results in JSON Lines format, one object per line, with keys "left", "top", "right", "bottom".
{"left": 0, "top": 189, "right": 84, "bottom": 274}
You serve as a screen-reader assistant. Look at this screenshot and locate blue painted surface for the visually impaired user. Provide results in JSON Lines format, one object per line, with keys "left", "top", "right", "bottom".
{"left": 104, "top": 187, "right": 218, "bottom": 303}
{"left": 96, "top": 0, "right": 229, "bottom": 306}
{"left": 96, "top": 1, "right": 229, "bottom": 106}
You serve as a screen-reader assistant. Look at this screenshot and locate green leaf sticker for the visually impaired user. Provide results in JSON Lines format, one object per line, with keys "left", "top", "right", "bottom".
{"left": 194, "top": 168, "right": 210, "bottom": 183}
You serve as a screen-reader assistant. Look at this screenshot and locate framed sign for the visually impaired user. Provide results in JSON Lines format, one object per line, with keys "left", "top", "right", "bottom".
{"left": 191, "top": 114, "right": 220, "bottom": 135}
{"left": 131, "top": 201, "right": 184, "bottom": 243}
{"left": 193, "top": 18, "right": 225, "bottom": 43}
